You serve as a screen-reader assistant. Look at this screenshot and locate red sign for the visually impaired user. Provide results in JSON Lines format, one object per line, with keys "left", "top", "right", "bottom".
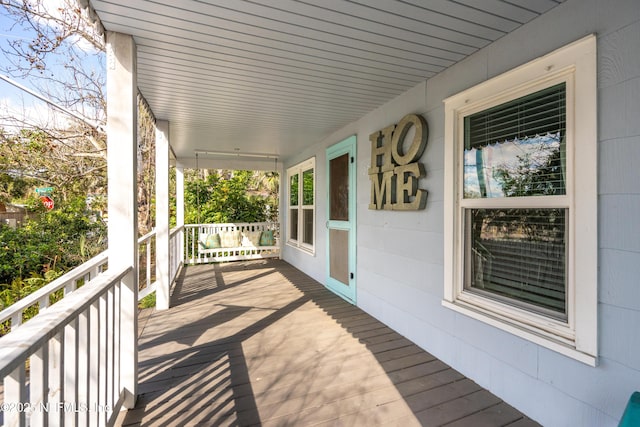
{"left": 40, "top": 196, "right": 54, "bottom": 210}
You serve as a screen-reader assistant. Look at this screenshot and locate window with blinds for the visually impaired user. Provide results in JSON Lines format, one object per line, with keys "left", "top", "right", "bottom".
{"left": 463, "top": 83, "right": 566, "bottom": 199}
{"left": 462, "top": 83, "right": 568, "bottom": 319}
{"left": 444, "top": 35, "right": 598, "bottom": 363}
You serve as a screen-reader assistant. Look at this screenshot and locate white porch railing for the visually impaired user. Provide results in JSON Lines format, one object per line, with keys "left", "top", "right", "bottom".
{"left": 169, "top": 225, "right": 184, "bottom": 287}
{"left": 0, "top": 253, "right": 109, "bottom": 335}
{"left": 137, "top": 225, "right": 184, "bottom": 300}
{"left": 0, "top": 265, "right": 132, "bottom": 426}
{"left": 184, "top": 222, "right": 280, "bottom": 264}
{"left": 0, "top": 223, "right": 232, "bottom": 426}
{"left": 0, "top": 227, "right": 184, "bottom": 336}
{"left": 137, "top": 229, "right": 156, "bottom": 300}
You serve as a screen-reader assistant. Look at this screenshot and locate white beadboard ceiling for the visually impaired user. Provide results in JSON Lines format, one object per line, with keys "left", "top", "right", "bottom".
{"left": 88, "top": 0, "right": 565, "bottom": 167}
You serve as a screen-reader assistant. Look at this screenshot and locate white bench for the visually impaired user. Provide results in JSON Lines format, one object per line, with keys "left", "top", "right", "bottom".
{"left": 195, "top": 222, "right": 280, "bottom": 263}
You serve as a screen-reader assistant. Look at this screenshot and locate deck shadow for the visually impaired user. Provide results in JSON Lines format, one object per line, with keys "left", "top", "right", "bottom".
{"left": 122, "top": 259, "right": 539, "bottom": 426}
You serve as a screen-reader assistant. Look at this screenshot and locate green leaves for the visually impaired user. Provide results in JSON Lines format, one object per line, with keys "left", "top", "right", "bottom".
{"left": 184, "top": 170, "right": 278, "bottom": 224}
{"left": 0, "top": 196, "right": 106, "bottom": 286}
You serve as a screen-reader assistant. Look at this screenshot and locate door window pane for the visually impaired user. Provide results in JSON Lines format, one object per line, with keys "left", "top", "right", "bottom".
{"left": 329, "top": 228, "right": 349, "bottom": 285}
{"left": 330, "top": 153, "right": 349, "bottom": 221}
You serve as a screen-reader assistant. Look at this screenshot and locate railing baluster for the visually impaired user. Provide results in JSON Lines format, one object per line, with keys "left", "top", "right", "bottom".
{"left": 106, "top": 286, "right": 114, "bottom": 411}
{"left": 39, "top": 295, "right": 49, "bottom": 312}
{"left": 146, "top": 241, "right": 151, "bottom": 289}
{"left": 64, "top": 319, "right": 79, "bottom": 426}
{"left": 10, "top": 312, "right": 21, "bottom": 330}
{"left": 191, "top": 226, "right": 196, "bottom": 263}
{"left": 30, "top": 344, "right": 49, "bottom": 427}
{"left": 113, "top": 281, "right": 121, "bottom": 414}
{"left": 77, "top": 308, "right": 89, "bottom": 427}
{"left": 3, "top": 361, "right": 27, "bottom": 426}
{"left": 48, "top": 330, "right": 63, "bottom": 427}
{"left": 89, "top": 300, "right": 100, "bottom": 427}
{"left": 107, "top": 288, "right": 116, "bottom": 407}
{"left": 64, "top": 279, "right": 75, "bottom": 296}
{"left": 98, "top": 293, "right": 107, "bottom": 427}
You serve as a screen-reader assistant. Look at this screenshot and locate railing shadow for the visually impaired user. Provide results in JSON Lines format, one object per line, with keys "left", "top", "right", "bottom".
{"left": 122, "top": 261, "right": 310, "bottom": 426}
{"left": 123, "top": 259, "right": 535, "bottom": 426}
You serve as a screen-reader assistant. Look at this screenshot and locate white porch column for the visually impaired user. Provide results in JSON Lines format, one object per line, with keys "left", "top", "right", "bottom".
{"left": 106, "top": 31, "right": 138, "bottom": 408}
{"left": 176, "top": 166, "right": 185, "bottom": 262}
{"left": 176, "top": 166, "right": 185, "bottom": 228}
{"left": 155, "top": 120, "right": 170, "bottom": 310}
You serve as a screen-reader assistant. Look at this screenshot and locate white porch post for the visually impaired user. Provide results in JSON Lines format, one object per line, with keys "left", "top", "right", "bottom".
{"left": 176, "top": 166, "right": 185, "bottom": 227}
{"left": 155, "top": 120, "right": 170, "bottom": 310}
{"left": 106, "top": 31, "right": 138, "bottom": 408}
{"left": 176, "top": 166, "right": 185, "bottom": 262}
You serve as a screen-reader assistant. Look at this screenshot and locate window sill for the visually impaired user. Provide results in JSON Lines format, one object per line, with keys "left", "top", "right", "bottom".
{"left": 441, "top": 299, "right": 597, "bottom": 367}
{"left": 286, "top": 241, "right": 315, "bottom": 256}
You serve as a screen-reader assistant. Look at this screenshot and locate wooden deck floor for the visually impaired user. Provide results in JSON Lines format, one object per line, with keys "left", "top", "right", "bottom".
{"left": 120, "top": 259, "right": 540, "bottom": 426}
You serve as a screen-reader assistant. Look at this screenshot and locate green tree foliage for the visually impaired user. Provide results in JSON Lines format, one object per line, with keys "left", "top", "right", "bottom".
{"left": 0, "top": 171, "right": 36, "bottom": 204}
{"left": 0, "top": 196, "right": 106, "bottom": 326}
{"left": 185, "top": 170, "right": 278, "bottom": 224}
{"left": 0, "top": 197, "right": 106, "bottom": 284}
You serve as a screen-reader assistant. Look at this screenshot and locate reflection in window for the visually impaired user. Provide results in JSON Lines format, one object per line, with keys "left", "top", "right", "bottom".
{"left": 290, "top": 209, "right": 298, "bottom": 241}
{"left": 464, "top": 83, "right": 566, "bottom": 199}
{"left": 302, "top": 169, "right": 314, "bottom": 205}
{"left": 465, "top": 208, "right": 567, "bottom": 318}
{"left": 303, "top": 209, "right": 313, "bottom": 245}
{"left": 464, "top": 134, "right": 566, "bottom": 198}
{"left": 290, "top": 174, "right": 299, "bottom": 205}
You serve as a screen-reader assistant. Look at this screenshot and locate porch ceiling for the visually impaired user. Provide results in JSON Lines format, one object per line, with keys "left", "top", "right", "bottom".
{"left": 89, "top": 0, "right": 565, "bottom": 167}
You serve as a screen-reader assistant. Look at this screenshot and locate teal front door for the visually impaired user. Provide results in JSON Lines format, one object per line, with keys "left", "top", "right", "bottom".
{"left": 326, "top": 136, "right": 357, "bottom": 303}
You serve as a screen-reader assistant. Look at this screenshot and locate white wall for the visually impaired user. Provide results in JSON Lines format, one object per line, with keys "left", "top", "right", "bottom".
{"left": 283, "top": 0, "right": 640, "bottom": 425}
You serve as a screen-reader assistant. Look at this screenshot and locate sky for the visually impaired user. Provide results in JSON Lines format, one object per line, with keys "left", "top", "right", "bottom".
{"left": 0, "top": 2, "right": 105, "bottom": 132}
{"left": 0, "top": 10, "right": 38, "bottom": 118}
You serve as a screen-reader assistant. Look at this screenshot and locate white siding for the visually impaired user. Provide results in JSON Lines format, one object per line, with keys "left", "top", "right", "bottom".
{"left": 284, "top": 0, "right": 640, "bottom": 425}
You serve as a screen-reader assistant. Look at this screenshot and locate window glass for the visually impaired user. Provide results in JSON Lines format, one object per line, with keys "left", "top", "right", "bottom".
{"left": 290, "top": 174, "right": 299, "bottom": 206}
{"left": 289, "top": 208, "right": 298, "bottom": 241}
{"left": 303, "top": 209, "right": 314, "bottom": 245}
{"left": 464, "top": 208, "right": 567, "bottom": 318}
{"left": 329, "top": 153, "right": 350, "bottom": 221}
{"left": 302, "top": 169, "right": 314, "bottom": 205}
{"left": 464, "top": 84, "right": 566, "bottom": 199}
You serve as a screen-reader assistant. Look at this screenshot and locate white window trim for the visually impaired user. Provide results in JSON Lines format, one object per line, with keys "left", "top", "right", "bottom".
{"left": 286, "top": 157, "right": 316, "bottom": 255}
{"left": 443, "top": 35, "right": 598, "bottom": 366}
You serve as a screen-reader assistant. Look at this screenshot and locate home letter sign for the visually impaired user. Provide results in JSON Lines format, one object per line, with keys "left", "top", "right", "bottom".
{"left": 368, "top": 114, "right": 428, "bottom": 210}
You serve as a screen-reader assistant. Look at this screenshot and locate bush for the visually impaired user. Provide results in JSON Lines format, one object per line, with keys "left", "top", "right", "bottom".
{"left": 0, "top": 196, "right": 106, "bottom": 313}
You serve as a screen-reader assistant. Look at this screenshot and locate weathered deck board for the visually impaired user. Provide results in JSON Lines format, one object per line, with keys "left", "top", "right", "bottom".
{"left": 120, "top": 259, "right": 539, "bottom": 426}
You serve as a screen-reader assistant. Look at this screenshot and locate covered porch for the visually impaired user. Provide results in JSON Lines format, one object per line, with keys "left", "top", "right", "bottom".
{"left": 121, "top": 259, "right": 537, "bottom": 426}
{"left": 4, "top": 0, "right": 640, "bottom": 425}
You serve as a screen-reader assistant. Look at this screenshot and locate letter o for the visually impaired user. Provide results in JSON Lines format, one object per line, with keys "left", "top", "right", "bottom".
{"left": 391, "top": 114, "right": 428, "bottom": 166}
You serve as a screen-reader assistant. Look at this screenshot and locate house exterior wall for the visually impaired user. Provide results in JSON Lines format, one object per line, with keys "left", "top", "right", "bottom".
{"left": 282, "top": 0, "right": 640, "bottom": 425}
